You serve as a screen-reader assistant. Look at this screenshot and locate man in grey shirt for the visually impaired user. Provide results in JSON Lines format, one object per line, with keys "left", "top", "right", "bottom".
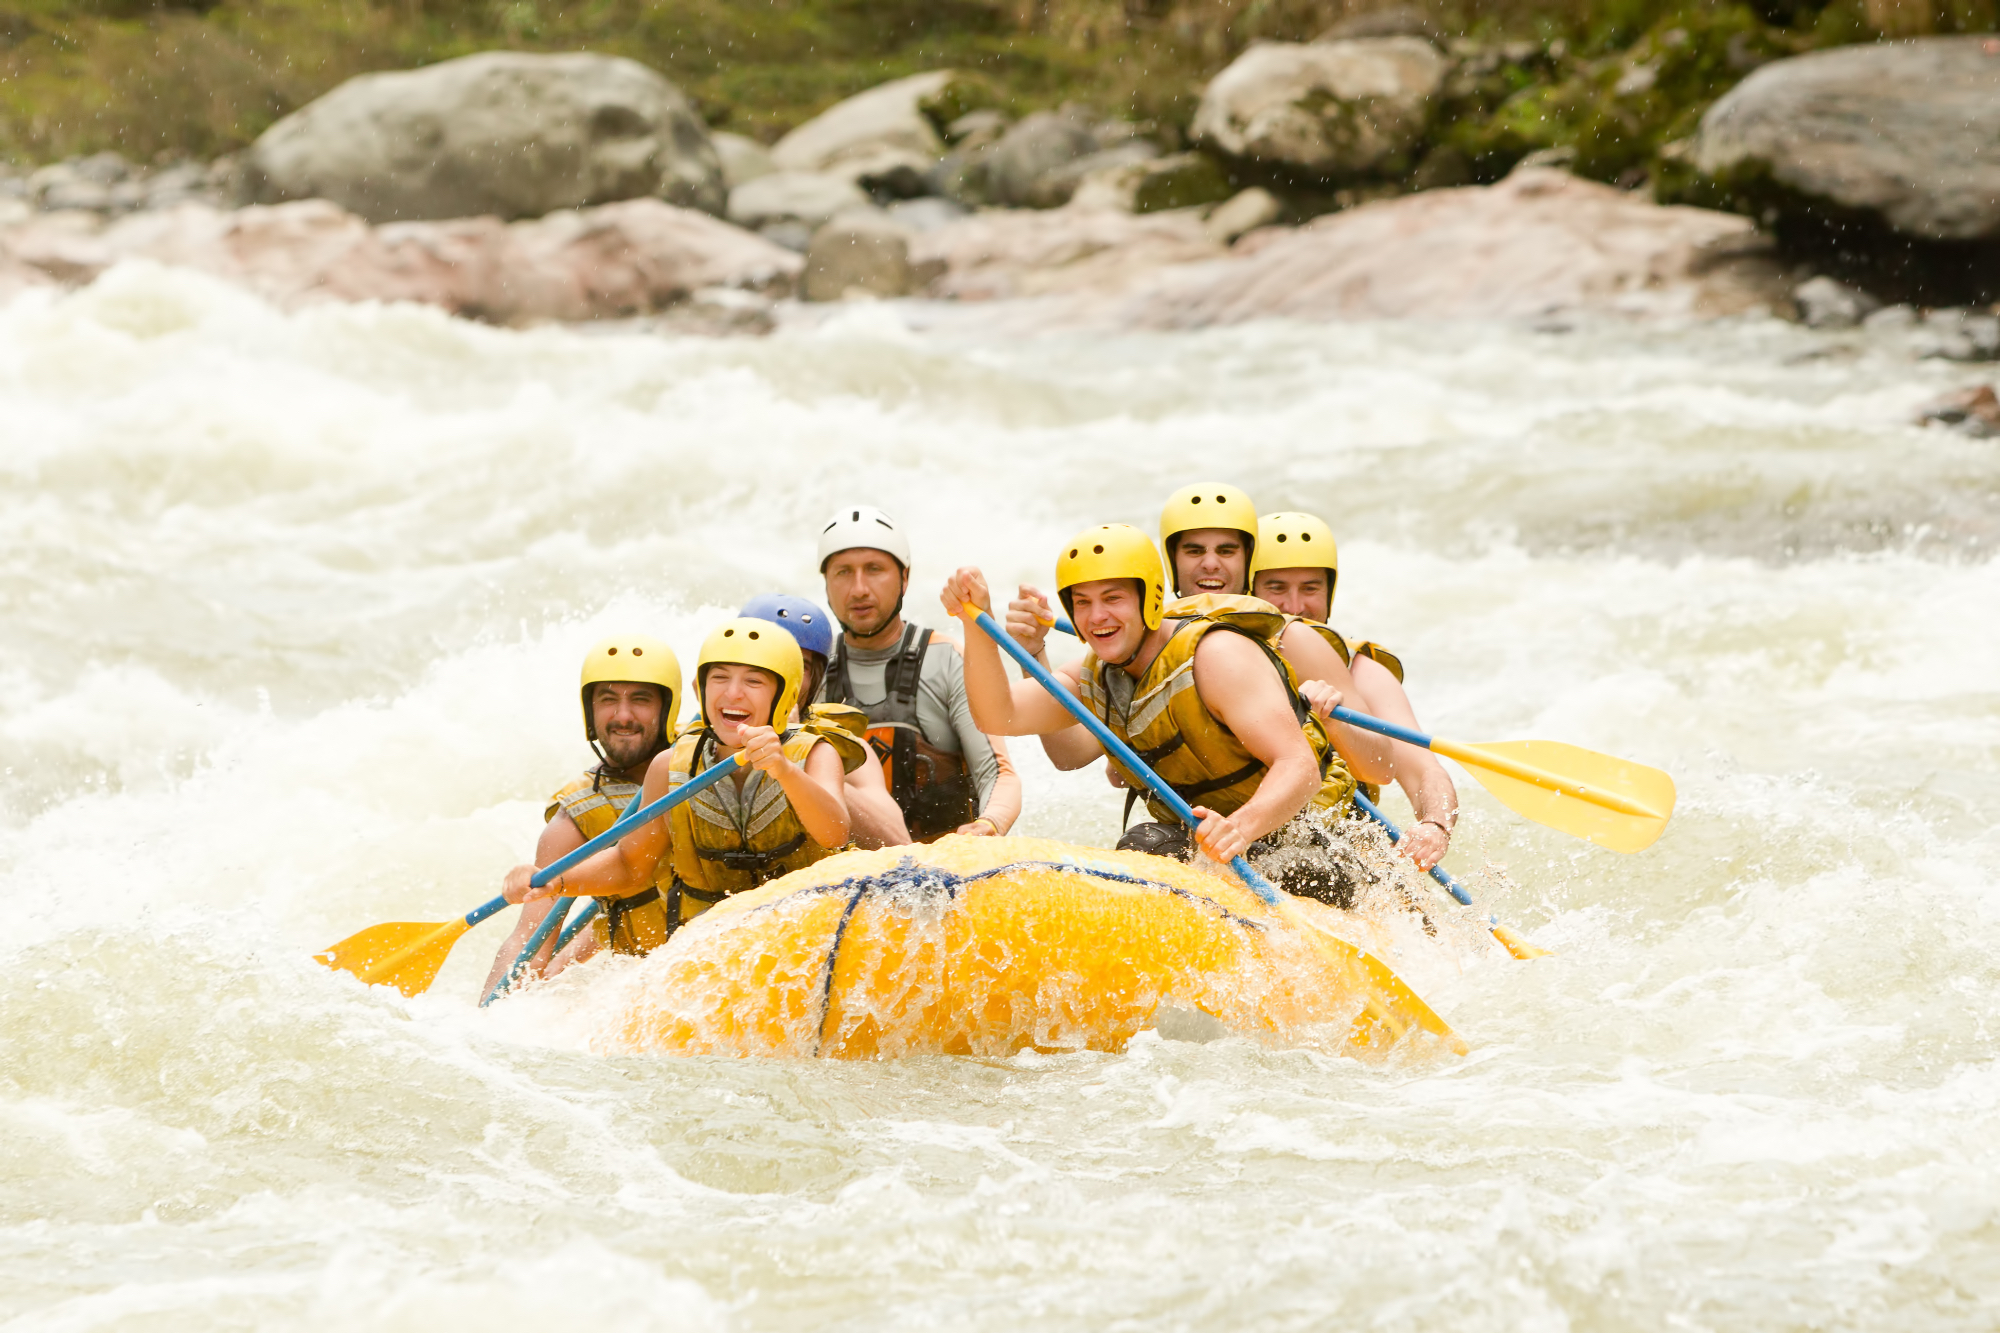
{"left": 816, "top": 506, "right": 1018, "bottom": 841}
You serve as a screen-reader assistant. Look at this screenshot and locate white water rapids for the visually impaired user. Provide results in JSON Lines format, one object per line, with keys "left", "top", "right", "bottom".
{"left": 3, "top": 262, "right": 1998, "bottom": 1330}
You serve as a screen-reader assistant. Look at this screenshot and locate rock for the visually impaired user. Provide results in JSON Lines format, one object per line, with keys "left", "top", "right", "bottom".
{"left": 1203, "top": 187, "right": 1285, "bottom": 243}
{"left": 1318, "top": 5, "right": 1444, "bottom": 45}
{"left": 1915, "top": 384, "right": 2000, "bottom": 436}
{"left": 1116, "top": 167, "right": 1793, "bottom": 325}
{"left": 803, "top": 210, "right": 918, "bottom": 300}
{"left": 243, "top": 52, "right": 724, "bottom": 224}
{"left": 982, "top": 111, "right": 1102, "bottom": 207}
{"left": 946, "top": 109, "right": 1010, "bottom": 151}
{"left": 1029, "top": 142, "right": 1162, "bottom": 210}
{"left": 1792, "top": 274, "right": 1880, "bottom": 328}
{"left": 1070, "top": 152, "right": 1234, "bottom": 215}
{"left": 1915, "top": 308, "right": 2000, "bottom": 362}
{"left": 884, "top": 197, "right": 968, "bottom": 232}
{"left": 726, "top": 171, "right": 870, "bottom": 232}
{"left": 711, "top": 131, "right": 776, "bottom": 190}
{"left": 771, "top": 71, "right": 953, "bottom": 183}
{"left": 757, "top": 221, "right": 815, "bottom": 253}
{"left": 908, "top": 206, "right": 1226, "bottom": 300}
{"left": 1693, "top": 37, "right": 2000, "bottom": 243}
{"left": 1191, "top": 38, "right": 1448, "bottom": 183}
{"left": 0, "top": 197, "right": 799, "bottom": 323}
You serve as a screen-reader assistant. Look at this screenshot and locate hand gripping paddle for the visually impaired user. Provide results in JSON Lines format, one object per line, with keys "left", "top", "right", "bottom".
{"left": 315, "top": 754, "right": 744, "bottom": 997}
{"left": 960, "top": 601, "right": 1466, "bottom": 1057}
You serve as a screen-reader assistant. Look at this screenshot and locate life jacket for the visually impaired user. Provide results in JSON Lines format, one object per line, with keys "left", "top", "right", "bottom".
{"left": 666, "top": 727, "right": 845, "bottom": 907}
{"left": 1079, "top": 594, "right": 1356, "bottom": 829}
{"left": 799, "top": 702, "right": 872, "bottom": 775}
{"left": 546, "top": 769, "right": 675, "bottom": 956}
{"left": 820, "top": 622, "right": 979, "bottom": 841}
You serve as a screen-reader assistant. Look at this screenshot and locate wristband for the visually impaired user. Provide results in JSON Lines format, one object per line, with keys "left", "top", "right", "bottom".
{"left": 1417, "top": 818, "right": 1452, "bottom": 839}
{"left": 967, "top": 816, "right": 999, "bottom": 835}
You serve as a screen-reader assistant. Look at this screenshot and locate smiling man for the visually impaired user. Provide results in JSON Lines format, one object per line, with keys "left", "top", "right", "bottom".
{"left": 816, "top": 506, "right": 1018, "bottom": 842}
{"left": 480, "top": 634, "right": 683, "bottom": 997}
{"left": 945, "top": 525, "right": 1356, "bottom": 873}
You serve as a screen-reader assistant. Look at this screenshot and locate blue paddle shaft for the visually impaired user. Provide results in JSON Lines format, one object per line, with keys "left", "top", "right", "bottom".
{"left": 1351, "top": 790, "right": 1489, "bottom": 917}
{"left": 463, "top": 894, "right": 511, "bottom": 930}
{"left": 1329, "top": 704, "right": 1434, "bottom": 751}
{"left": 555, "top": 899, "right": 601, "bottom": 952}
{"left": 965, "top": 606, "right": 1283, "bottom": 909}
{"left": 1052, "top": 615, "right": 1077, "bottom": 637}
{"left": 528, "top": 754, "right": 740, "bottom": 889}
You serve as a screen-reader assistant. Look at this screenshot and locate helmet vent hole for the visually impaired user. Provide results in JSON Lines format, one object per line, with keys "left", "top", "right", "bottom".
{"left": 607, "top": 646, "right": 619, "bottom": 653}
{"left": 1069, "top": 548, "right": 1078, "bottom": 558}
{"left": 1214, "top": 494, "right": 1226, "bottom": 503}
{"left": 1300, "top": 534, "right": 1311, "bottom": 542}
{"left": 748, "top": 630, "right": 760, "bottom": 639}
{"left": 723, "top": 629, "right": 735, "bottom": 638}
{"left": 1190, "top": 496, "right": 1202, "bottom": 505}
{"left": 1276, "top": 534, "right": 1287, "bottom": 543}
{"left": 1092, "top": 544, "right": 1104, "bottom": 554}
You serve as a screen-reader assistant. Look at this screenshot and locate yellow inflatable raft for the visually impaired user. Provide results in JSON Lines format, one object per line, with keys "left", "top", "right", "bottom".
{"left": 601, "top": 835, "right": 1462, "bottom": 1061}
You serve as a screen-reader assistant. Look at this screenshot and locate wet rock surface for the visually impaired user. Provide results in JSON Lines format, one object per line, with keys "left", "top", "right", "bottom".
{"left": 0, "top": 197, "right": 796, "bottom": 320}
{"left": 1115, "top": 167, "right": 1792, "bottom": 325}
{"left": 242, "top": 52, "right": 725, "bottom": 224}
{"left": 1688, "top": 36, "right": 2000, "bottom": 304}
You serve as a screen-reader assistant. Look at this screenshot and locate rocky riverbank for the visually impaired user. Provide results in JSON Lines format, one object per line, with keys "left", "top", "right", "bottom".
{"left": 2, "top": 35, "right": 1994, "bottom": 337}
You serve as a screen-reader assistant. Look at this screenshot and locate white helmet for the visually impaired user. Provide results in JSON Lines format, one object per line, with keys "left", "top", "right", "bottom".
{"left": 817, "top": 505, "right": 911, "bottom": 571}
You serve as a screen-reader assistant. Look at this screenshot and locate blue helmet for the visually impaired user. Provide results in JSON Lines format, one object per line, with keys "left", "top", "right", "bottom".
{"left": 739, "top": 594, "right": 834, "bottom": 659}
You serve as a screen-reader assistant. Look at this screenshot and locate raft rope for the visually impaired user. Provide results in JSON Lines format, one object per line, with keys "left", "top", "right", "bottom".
{"left": 795, "top": 855, "right": 1271, "bottom": 1054}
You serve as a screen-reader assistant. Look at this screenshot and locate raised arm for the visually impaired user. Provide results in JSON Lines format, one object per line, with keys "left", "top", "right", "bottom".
{"left": 941, "top": 566, "right": 1105, "bottom": 742}
{"left": 1186, "top": 631, "right": 1322, "bottom": 861}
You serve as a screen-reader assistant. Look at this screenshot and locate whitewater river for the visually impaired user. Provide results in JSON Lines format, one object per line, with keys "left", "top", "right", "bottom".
{"left": 3, "top": 262, "right": 1997, "bottom": 1330}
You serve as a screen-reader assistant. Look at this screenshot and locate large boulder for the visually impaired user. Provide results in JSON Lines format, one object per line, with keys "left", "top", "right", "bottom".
{"left": 771, "top": 71, "right": 953, "bottom": 189}
{"left": 244, "top": 52, "right": 725, "bottom": 224}
{"left": 1692, "top": 37, "right": 2000, "bottom": 242}
{"left": 0, "top": 197, "right": 798, "bottom": 322}
{"left": 1191, "top": 37, "right": 1448, "bottom": 183}
{"left": 1116, "top": 167, "right": 1793, "bottom": 324}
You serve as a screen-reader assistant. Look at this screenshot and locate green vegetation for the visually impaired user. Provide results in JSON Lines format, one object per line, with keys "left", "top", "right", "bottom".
{"left": 0, "top": 0, "right": 1992, "bottom": 181}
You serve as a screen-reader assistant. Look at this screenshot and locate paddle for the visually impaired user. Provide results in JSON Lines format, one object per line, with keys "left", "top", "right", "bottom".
{"left": 1326, "top": 706, "right": 1675, "bottom": 854}
{"left": 316, "top": 753, "right": 744, "bottom": 997}
{"left": 960, "top": 601, "right": 1465, "bottom": 1056}
{"left": 1352, "top": 790, "right": 1549, "bottom": 960}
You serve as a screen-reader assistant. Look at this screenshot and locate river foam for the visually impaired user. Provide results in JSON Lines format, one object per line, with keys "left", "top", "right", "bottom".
{"left": 2, "top": 263, "right": 1996, "bottom": 1329}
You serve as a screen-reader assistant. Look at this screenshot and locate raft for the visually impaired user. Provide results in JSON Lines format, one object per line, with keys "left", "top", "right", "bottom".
{"left": 600, "top": 835, "right": 1461, "bottom": 1060}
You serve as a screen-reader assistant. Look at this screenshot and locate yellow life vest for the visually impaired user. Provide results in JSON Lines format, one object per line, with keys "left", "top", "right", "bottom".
{"left": 667, "top": 727, "right": 845, "bottom": 906}
{"left": 800, "top": 702, "right": 872, "bottom": 775}
{"left": 1078, "top": 596, "right": 1355, "bottom": 827}
{"left": 1350, "top": 639, "right": 1405, "bottom": 683}
{"left": 546, "top": 770, "right": 676, "bottom": 956}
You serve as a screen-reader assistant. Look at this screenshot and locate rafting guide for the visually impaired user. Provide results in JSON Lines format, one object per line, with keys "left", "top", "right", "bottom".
{"left": 817, "top": 506, "right": 1022, "bottom": 842}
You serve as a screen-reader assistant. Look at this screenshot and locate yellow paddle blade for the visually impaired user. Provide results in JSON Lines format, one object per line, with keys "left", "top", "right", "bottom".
{"left": 1431, "top": 737, "right": 1677, "bottom": 854}
{"left": 1489, "top": 923, "right": 1552, "bottom": 960}
{"left": 315, "top": 918, "right": 471, "bottom": 998}
{"left": 1280, "top": 903, "right": 1469, "bottom": 1056}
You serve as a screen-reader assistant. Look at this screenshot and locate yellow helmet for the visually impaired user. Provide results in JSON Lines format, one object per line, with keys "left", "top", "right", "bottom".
{"left": 579, "top": 634, "right": 682, "bottom": 750}
{"left": 695, "top": 617, "right": 805, "bottom": 729}
{"left": 1055, "top": 524, "right": 1166, "bottom": 631}
{"left": 1249, "top": 511, "right": 1340, "bottom": 603}
{"left": 1159, "top": 482, "right": 1259, "bottom": 563}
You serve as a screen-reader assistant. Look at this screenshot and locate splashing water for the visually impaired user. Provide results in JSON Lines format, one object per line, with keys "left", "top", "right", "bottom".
{"left": 2, "top": 263, "right": 1998, "bottom": 1328}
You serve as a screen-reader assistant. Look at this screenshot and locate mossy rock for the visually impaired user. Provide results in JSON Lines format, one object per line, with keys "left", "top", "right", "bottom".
{"left": 1132, "top": 152, "right": 1234, "bottom": 213}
